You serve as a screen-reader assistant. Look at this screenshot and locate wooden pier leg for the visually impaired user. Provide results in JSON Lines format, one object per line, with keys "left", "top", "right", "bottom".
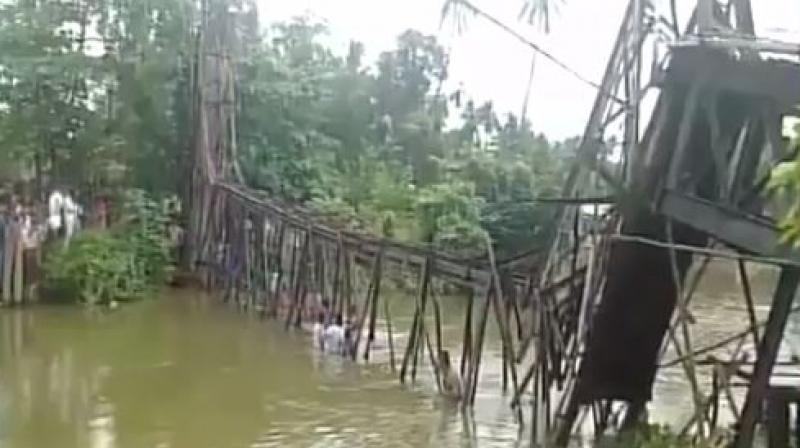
{"left": 363, "top": 250, "right": 384, "bottom": 361}
{"left": 735, "top": 268, "right": 800, "bottom": 448}
{"left": 738, "top": 260, "right": 760, "bottom": 349}
{"left": 331, "top": 235, "right": 342, "bottom": 317}
{"left": 465, "top": 285, "right": 492, "bottom": 407}
{"left": 13, "top": 225, "right": 22, "bottom": 305}
{"left": 400, "top": 306, "right": 420, "bottom": 384}
{"left": 460, "top": 290, "right": 474, "bottom": 379}
{"left": 412, "top": 259, "right": 432, "bottom": 382}
{"left": 2, "top": 224, "right": 12, "bottom": 304}
{"left": 384, "top": 291, "right": 397, "bottom": 373}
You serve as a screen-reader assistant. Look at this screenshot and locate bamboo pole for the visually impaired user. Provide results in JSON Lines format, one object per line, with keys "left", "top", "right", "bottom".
{"left": 400, "top": 262, "right": 426, "bottom": 384}
{"left": 295, "top": 224, "right": 317, "bottom": 327}
{"left": 285, "top": 229, "right": 310, "bottom": 329}
{"left": 424, "top": 318, "right": 442, "bottom": 391}
{"left": 465, "top": 285, "right": 492, "bottom": 407}
{"left": 353, "top": 252, "right": 378, "bottom": 360}
{"left": 484, "top": 235, "right": 522, "bottom": 419}
{"left": 460, "top": 290, "right": 474, "bottom": 379}
{"left": 12, "top": 224, "right": 22, "bottom": 305}
{"left": 2, "top": 223, "right": 13, "bottom": 304}
{"left": 332, "top": 234, "right": 342, "bottom": 317}
{"left": 364, "top": 248, "right": 385, "bottom": 361}
{"left": 384, "top": 289, "right": 397, "bottom": 372}
{"left": 411, "top": 259, "right": 432, "bottom": 383}
{"left": 431, "top": 287, "right": 444, "bottom": 363}
{"left": 665, "top": 220, "right": 707, "bottom": 437}
{"left": 737, "top": 260, "right": 760, "bottom": 349}
{"left": 344, "top": 249, "right": 353, "bottom": 323}
{"left": 268, "top": 222, "right": 286, "bottom": 318}
{"left": 400, "top": 305, "right": 421, "bottom": 384}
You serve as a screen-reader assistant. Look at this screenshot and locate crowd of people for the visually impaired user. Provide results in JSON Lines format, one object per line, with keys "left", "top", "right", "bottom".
{"left": 0, "top": 187, "right": 113, "bottom": 303}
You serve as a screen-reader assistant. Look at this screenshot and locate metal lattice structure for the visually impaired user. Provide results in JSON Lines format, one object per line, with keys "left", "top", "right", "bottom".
{"left": 185, "top": 0, "right": 800, "bottom": 446}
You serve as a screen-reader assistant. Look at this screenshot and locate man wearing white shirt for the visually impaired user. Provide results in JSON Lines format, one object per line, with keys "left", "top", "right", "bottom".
{"left": 47, "top": 189, "right": 64, "bottom": 236}
{"left": 323, "top": 315, "right": 346, "bottom": 355}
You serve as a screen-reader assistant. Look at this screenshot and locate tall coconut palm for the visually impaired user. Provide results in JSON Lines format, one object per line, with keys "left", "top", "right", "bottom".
{"left": 440, "top": 0, "right": 565, "bottom": 124}
{"left": 518, "top": 0, "right": 564, "bottom": 124}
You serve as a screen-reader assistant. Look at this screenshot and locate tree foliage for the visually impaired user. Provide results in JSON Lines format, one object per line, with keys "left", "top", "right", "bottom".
{"left": 0, "top": 0, "right": 577, "bottom": 259}
{"left": 0, "top": 0, "right": 194, "bottom": 196}
{"left": 236, "top": 18, "right": 577, "bottom": 257}
{"left": 44, "top": 189, "right": 173, "bottom": 305}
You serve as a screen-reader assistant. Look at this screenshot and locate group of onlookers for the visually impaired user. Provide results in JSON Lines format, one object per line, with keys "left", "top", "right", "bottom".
{"left": 0, "top": 187, "right": 106, "bottom": 303}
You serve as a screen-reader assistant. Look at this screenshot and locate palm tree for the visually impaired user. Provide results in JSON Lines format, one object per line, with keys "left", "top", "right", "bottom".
{"left": 440, "top": 0, "right": 565, "bottom": 124}
{"left": 518, "top": 0, "right": 564, "bottom": 124}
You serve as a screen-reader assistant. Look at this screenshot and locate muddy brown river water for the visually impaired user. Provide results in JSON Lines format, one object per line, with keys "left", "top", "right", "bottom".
{"left": 0, "top": 260, "right": 796, "bottom": 447}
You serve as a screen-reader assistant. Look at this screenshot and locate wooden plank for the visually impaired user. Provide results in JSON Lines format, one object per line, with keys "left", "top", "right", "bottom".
{"left": 734, "top": 268, "right": 800, "bottom": 448}
{"left": 660, "top": 190, "right": 798, "bottom": 261}
{"left": 2, "top": 223, "right": 12, "bottom": 304}
{"left": 12, "top": 225, "right": 22, "bottom": 305}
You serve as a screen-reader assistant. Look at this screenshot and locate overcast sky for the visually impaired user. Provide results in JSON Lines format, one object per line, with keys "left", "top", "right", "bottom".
{"left": 255, "top": 0, "right": 800, "bottom": 141}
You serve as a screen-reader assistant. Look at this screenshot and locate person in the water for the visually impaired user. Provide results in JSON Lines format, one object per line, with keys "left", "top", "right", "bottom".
{"left": 439, "top": 350, "right": 462, "bottom": 400}
{"left": 323, "top": 314, "right": 345, "bottom": 355}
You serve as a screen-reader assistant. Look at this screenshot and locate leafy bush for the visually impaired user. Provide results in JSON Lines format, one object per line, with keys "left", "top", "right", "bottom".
{"left": 44, "top": 190, "right": 173, "bottom": 305}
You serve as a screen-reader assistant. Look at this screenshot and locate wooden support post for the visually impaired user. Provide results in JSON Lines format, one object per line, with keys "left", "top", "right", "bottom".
{"left": 267, "top": 223, "right": 286, "bottom": 318}
{"left": 666, "top": 221, "right": 706, "bottom": 436}
{"left": 460, "top": 290, "right": 474, "bottom": 379}
{"left": 411, "top": 259, "right": 432, "bottom": 383}
{"left": 735, "top": 268, "right": 800, "bottom": 448}
{"left": 13, "top": 224, "right": 23, "bottom": 305}
{"left": 738, "top": 260, "right": 761, "bottom": 349}
{"left": 285, "top": 230, "right": 298, "bottom": 310}
{"left": 465, "top": 285, "right": 492, "bottom": 407}
{"left": 424, "top": 320, "right": 442, "bottom": 391}
{"left": 432, "top": 289, "right": 444, "bottom": 363}
{"left": 2, "top": 223, "right": 13, "bottom": 304}
{"left": 355, "top": 249, "right": 381, "bottom": 360}
{"left": 343, "top": 249, "right": 352, "bottom": 323}
{"left": 285, "top": 229, "right": 310, "bottom": 329}
{"left": 485, "top": 236, "right": 522, "bottom": 420}
{"left": 363, "top": 248, "right": 384, "bottom": 361}
{"left": 384, "top": 290, "right": 397, "bottom": 373}
{"left": 400, "top": 260, "right": 428, "bottom": 384}
{"left": 331, "top": 234, "right": 342, "bottom": 317}
{"left": 400, "top": 307, "right": 420, "bottom": 384}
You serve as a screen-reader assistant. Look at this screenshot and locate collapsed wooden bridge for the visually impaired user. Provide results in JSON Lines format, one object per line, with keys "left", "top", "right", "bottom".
{"left": 184, "top": 0, "right": 800, "bottom": 446}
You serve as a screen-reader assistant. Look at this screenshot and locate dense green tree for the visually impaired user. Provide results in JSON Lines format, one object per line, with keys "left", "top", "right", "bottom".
{"left": 0, "top": 2, "right": 577, "bottom": 257}
{"left": 0, "top": 0, "right": 194, "bottom": 197}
